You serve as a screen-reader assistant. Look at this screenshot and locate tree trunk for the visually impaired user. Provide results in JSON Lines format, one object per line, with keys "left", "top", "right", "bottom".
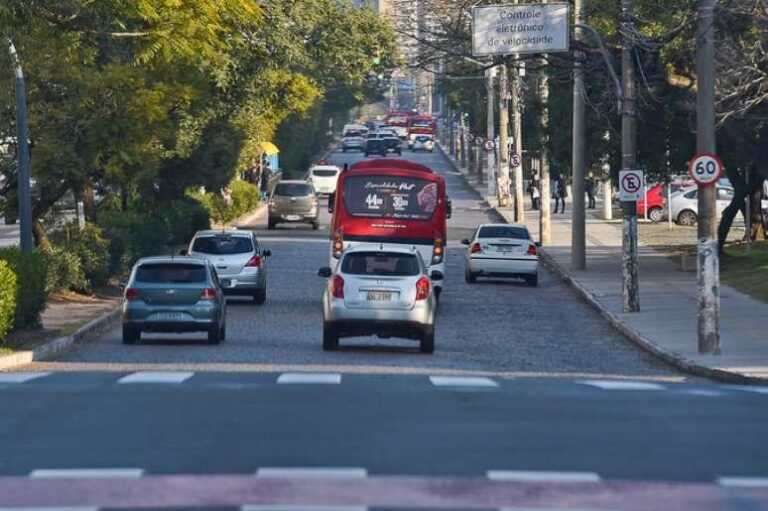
{"left": 33, "top": 219, "right": 52, "bottom": 251}
{"left": 749, "top": 187, "right": 766, "bottom": 241}
{"left": 81, "top": 180, "right": 97, "bottom": 222}
{"left": 718, "top": 187, "right": 747, "bottom": 252}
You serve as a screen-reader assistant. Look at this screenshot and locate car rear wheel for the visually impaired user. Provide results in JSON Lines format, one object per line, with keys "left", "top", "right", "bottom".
{"left": 342, "top": 148, "right": 347, "bottom": 153}
{"left": 267, "top": 220, "right": 276, "bottom": 230}
{"left": 253, "top": 289, "right": 266, "bottom": 305}
{"left": 208, "top": 322, "right": 222, "bottom": 345}
{"left": 525, "top": 274, "right": 538, "bottom": 287}
{"left": 465, "top": 268, "right": 476, "bottom": 284}
{"left": 122, "top": 326, "right": 139, "bottom": 345}
{"left": 322, "top": 322, "right": 338, "bottom": 351}
{"left": 677, "top": 210, "right": 698, "bottom": 226}
{"left": 312, "top": 221, "right": 320, "bottom": 230}
{"left": 648, "top": 206, "right": 664, "bottom": 223}
{"left": 420, "top": 327, "right": 435, "bottom": 354}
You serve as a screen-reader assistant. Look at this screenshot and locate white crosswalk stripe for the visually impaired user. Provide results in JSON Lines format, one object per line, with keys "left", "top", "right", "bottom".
{"left": 717, "top": 476, "right": 768, "bottom": 487}
{"left": 429, "top": 376, "right": 499, "bottom": 387}
{"left": 0, "top": 372, "right": 52, "bottom": 383}
{"left": 117, "top": 372, "right": 194, "bottom": 384}
{"left": 576, "top": 380, "right": 665, "bottom": 391}
{"left": 256, "top": 467, "right": 367, "bottom": 478}
{"left": 276, "top": 373, "right": 341, "bottom": 384}
{"left": 243, "top": 506, "right": 367, "bottom": 511}
{"left": 487, "top": 470, "right": 602, "bottom": 483}
{"left": 29, "top": 468, "right": 144, "bottom": 478}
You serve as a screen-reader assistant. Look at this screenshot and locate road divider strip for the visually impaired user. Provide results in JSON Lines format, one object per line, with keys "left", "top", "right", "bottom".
{"left": 256, "top": 467, "right": 367, "bottom": 479}
{"left": 276, "top": 373, "right": 342, "bottom": 385}
{"left": 29, "top": 468, "right": 144, "bottom": 479}
{"left": 117, "top": 372, "right": 194, "bottom": 384}
{"left": 487, "top": 470, "right": 602, "bottom": 483}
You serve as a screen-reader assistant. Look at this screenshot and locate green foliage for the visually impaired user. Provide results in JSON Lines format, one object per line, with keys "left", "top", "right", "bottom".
{"left": 42, "top": 247, "right": 89, "bottom": 295}
{"left": 98, "top": 209, "right": 171, "bottom": 276}
{"left": 188, "top": 181, "right": 260, "bottom": 224}
{"left": 50, "top": 223, "right": 112, "bottom": 289}
{"left": 0, "top": 248, "right": 47, "bottom": 330}
{"left": 162, "top": 198, "right": 212, "bottom": 246}
{"left": 0, "top": 260, "right": 16, "bottom": 341}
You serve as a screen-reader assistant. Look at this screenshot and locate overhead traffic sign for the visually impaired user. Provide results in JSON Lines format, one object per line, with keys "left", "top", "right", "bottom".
{"left": 471, "top": 3, "right": 570, "bottom": 57}
{"left": 688, "top": 153, "right": 723, "bottom": 185}
{"left": 619, "top": 170, "right": 643, "bottom": 202}
{"left": 510, "top": 153, "right": 522, "bottom": 168}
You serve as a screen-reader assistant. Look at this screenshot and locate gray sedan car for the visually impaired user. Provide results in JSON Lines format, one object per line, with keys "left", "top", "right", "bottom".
{"left": 121, "top": 257, "right": 227, "bottom": 345}
{"left": 268, "top": 180, "right": 320, "bottom": 230}
{"left": 318, "top": 247, "right": 440, "bottom": 353}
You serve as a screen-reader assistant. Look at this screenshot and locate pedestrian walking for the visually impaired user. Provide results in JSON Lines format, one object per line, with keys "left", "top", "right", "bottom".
{"left": 260, "top": 161, "right": 271, "bottom": 201}
{"left": 528, "top": 170, "right": 541, "bottom": 210}
{"left": 585, "top": 171, "right": 596, "bottom": 209}
{"left": 554, "top": 174, "right": 568, "bottom": 214}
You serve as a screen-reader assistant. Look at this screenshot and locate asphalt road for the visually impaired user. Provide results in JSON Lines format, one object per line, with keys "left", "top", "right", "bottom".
{"left": 3, "top": 148, "right": 767, "bottom": 510}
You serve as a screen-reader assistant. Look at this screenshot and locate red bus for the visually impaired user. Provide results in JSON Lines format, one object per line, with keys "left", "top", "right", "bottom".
{"left": 407, "top": 115, "right": 436, "bottom": 147}
{"left": 383, "top": 111, "right": 411, "bottom": 140}
{"left": 329, "top": 159, "right": 450, "bottom": 294}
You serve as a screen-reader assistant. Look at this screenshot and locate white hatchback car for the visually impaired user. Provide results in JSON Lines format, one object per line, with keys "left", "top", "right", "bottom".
{"left": 462, "top": 223, "right": 539, "bottom": 286}
{"left": 318, "top": 247, "right": 440, "bottom": 353}
{"left": 307, "top": 165, "right": 341, "bottom": 195}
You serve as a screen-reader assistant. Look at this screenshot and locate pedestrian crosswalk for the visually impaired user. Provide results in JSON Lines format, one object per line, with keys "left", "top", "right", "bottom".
{"left": 0, "top": 372, "right": 766, "bottom": 397}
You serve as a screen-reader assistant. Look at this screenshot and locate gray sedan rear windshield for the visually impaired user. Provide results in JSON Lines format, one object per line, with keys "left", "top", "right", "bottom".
{"left": 274, "top": 183, "right": 313, "bottom": 197}
{"left": 478, "top": 226, "right": 530, "bottom": 240}
{"left": 342, "top": 252, "right": 420, "bottom": 276}
{"left": 192, "top": 236, "right": 254, "bottom": 255}
{"left": 135, "top": 263, "right": 207, "bottom": 283}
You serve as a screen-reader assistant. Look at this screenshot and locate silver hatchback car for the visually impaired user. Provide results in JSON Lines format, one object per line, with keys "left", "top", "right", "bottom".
{"left": 318, "top": 247, "right": 441, "bottom": 353}
{"left": 185, "top": 230, "right": 271, "bottom": 304}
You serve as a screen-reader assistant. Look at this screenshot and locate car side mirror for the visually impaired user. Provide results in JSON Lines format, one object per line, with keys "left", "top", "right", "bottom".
{"left": 262, "top": 248, "right": 272, "bottom": 257}
{"left": 179, "top": 249, "right": 188, "bottom": 256}
{"left": 318, "top": 267, "right": 332, "bottom": 278}
{"left": 535, "top": 241, "right": 542, "bottom": 247}
{"left": 460, "top": 238, "right": 471, "bottom": 245}
{"left": 430, "top": 270, "right": 444, "bottom": 281}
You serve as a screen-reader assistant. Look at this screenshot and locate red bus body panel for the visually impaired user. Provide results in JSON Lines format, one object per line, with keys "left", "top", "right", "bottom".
{"left": 408, "top": 115, "right": 436, "bottom": 137}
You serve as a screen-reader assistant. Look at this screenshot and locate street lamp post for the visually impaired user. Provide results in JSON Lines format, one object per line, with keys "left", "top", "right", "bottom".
{"left": 7, "top": 39, "right": 33, "bottom": 254}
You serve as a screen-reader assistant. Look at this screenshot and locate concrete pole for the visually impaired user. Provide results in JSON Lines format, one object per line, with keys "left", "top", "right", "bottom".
{"left": 620, "top": 0, "right": 640, "bottom": 312}
{"left": 8, "top": 39, "right": 33, "bottom": 254}
{"left": 603, "top": 178, "right": 613, "bottom": 220}
{"left": 484, "top": 66, "right": 496, "bottom": 196}
{"left": 512, "top": 64, "right": 525, "bottom": 222}
{"left": 695, "top": 0, "right": 720, "bottom": 353}
{"left": 498, "top": 64, "right": 510, "bottom": 207}
{"left": 571, "top": 0, "right": 587, "bottom": 270}
{"left": 539, "top": 62, "right": 552, "bottom": 245}
{"left": 460, "top": 116, "right": 467, "bottom": 167}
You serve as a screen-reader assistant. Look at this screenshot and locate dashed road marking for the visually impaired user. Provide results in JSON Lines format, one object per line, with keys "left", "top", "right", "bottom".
{"left": 256, "top": 467, "right": 367, "bottom": 479}
{"left": 724, "top": 385, "right": 768, "bottom": 395}
{"left": 276, "top": 373, "right": 341, "bottom": 385}
{"left": 117, "top": 371, "right": 194, "bottom": 384}
{"left": 576, "top": 380, "right": 665, "bottom": 391}
{"left": 487, "top": 470, "right": 602, "bottom": 483}
{"left": 29, "top": 468, "right": 144, "bottom": 479}
{"left": 0, "top": 507, "right": 100, "bottom": 511}
{"left": 679, "top": 389, "right": 725, "bottom": 397}
{"left": 717, "top": 476, "right": 768, "bottom": 487}
{"left": 243, "top": 506, "right": 367, "bottom": 511}
{"left": 0, "top": 372, "right": 52, "bottom": 384}
{"left": 429, "top": 376, "right": 499, "bottom": 387}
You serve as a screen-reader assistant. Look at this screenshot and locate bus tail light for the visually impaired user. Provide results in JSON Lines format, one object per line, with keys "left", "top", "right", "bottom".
{"left": 332, "top": 229, "right": 344, "bottom": 259}
{"left": 432, "top": 238, "right": 444, "bottom": 265}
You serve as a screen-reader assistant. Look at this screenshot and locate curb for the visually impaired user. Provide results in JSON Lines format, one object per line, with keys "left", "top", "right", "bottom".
{"left": 0, "top": 307, "right": 121, "bottom": 371}
{"left": 436, "top": 142, "right": 767, "bottom": 385}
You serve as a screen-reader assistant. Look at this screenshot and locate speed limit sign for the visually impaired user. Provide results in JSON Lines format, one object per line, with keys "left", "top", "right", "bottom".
{"left": 689, "top": 153, "right": 723, "bottom": 185}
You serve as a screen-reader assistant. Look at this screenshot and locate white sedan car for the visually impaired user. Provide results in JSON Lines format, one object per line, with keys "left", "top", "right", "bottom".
{"left": 462, "top": 223, "right": 539, "bottom": 286}
{"left": 319, "top": 246, "right": 440, "bottom": 353}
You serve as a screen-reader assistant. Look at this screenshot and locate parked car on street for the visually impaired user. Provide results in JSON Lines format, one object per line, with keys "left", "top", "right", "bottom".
{"left": 341, "top": 134, "right": 365, "bottom": 152}
{"left": 411, "top": 135, "right": 435, "bottom": 153}
{"left": 637, "top": 184, "right": 666, "bottom": 222}
{"left": 462, "top": 223, "right": 539, "bottom": 286}
{"left": 121, "top": 257, "right": 227, "bottom": 345}
{"left": 364, "top": 138, "right": 388, "bottom": 157}
{"left": 185, "top": 229, "right": 271, "bottom": 304}
{"left": 318, "top": 246, "right": 440, "bottom": 353}
{"left": 307, "top": 165, "right": 341, "bottom": 195}
{"left": 670, "top": 185, "right": 734, "bottom": 226}
{"left": 268, "top": 180, "right": 320, "bottom": 230}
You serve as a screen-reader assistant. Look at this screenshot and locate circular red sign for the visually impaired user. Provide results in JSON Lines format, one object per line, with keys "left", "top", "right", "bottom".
{"left": 621, "top": 173, "right": 642, "bottom": 194}
{"left": 688, "top": 153, "right": 723, "bottom": 185}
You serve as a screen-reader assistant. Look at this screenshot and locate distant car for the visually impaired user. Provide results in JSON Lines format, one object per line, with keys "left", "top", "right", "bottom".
{"left": 637, "top": 184, "right": 666, "bottom": 222}
{"left": 411, "top": 135, "right": 434, "bottom": 153}
{"left": 342, "top": 134, "right": 365, "bottom": 152}
{"left": 462, "top": 223, "right": 539, "bottom": 286}
{"left": 185, "top": 229, "right": 271, "bottom": 304}
{"left": 670, "top": 185, "right": 733, "bottom": 226}
{"left": 318, "top": 247, "right": 440, "bottom": 353}
{"left": 268, "top": 180, "right": 320, "bottom": 230}
{"left": 381, "top": 136, "right": 403, "bottom": 155}
{"left": 308, "top": 165, "right": 341, "bottom": 195}
{"left": 364, "top": 138, "right": 388, "bottom": 157}
{"left": 121, "top": 257, "right": 227, "bottom": 345}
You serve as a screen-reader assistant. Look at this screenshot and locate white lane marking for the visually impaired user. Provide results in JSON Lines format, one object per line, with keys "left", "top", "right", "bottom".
{"left": 0, "top": 508, "right": 100, "bottom": 511}
{"left": 717, "top": 476, "right": 768, "bottom": 487}
{"left": 500, "top": 508, "right": 621, "bottom": 511}
{"left": 679, "top": 389, "right": 725, "bottom": 397}
{"left": 724, "top": 385, "right": 768, "bottom": 395}
{"left": 243, "top": 506, "right": 367, "bottom": 511}
{"left": 577, "top": 380, "right": 665, "bottom": 391}
{"left": 0, "top": 372, "right": 52, "bottom": 383}
{"left": 29, "top": 468, "right": 144, "bottom": 479}
{"left": 256, "top": 467, "right": 367, "bottom": 479}
{"left": 487, "top": 470, "right": 602, "bottom": 483}
{"left": 276, "top": 373, "right": 341, "bottom": 385}
{"left": 429, "top": 376, "right": 499, "bottom": 387}
{"left": 117, "top": 371, "right": 194, "bottom": 384}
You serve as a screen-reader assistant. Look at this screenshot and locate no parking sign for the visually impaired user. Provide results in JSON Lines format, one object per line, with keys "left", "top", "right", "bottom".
{"left": 619, "top": 170, "right": 644, "bottom": 202}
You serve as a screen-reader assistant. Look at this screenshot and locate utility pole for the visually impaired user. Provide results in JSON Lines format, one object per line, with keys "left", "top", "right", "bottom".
{"left": 539, "top": 62, "right": 551, "bottom": 245}
{"left": 620, "top": 0, "right": 640, "bottom": 312}
{"left": 571, "top": 0, "right": 587, "bottom": 270}
{"left": 8, "top": 39, "right": 33, "bottom": 254}
{"left": 696, "top": 0, "right": 720, "bottom": 353}
{"left": 512, "top": 62, "right": 525, "bottom": 222}
{"left": 498, "top": 63, "right": 510, "bottom": 207}
{"left": 484, "top": 65, "right": 496, "bottom": 196}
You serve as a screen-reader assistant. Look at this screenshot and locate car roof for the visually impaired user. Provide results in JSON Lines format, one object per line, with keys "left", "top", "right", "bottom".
{"left": 477, "top": 223, "right": 529, "bottom": 230}
{"left": 192, "top": 229, "right": 253, "bottom": 238}
{"left": 135, "top": 256, "right": 208, "bottom": 266}
{"left": 343, "top": 245, "right": 421, "bottom": 256}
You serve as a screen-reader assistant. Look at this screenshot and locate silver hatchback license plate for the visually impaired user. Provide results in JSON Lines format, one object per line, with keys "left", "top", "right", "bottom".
{"left": 367, "top": 291, "right": 394, "bottom": 302}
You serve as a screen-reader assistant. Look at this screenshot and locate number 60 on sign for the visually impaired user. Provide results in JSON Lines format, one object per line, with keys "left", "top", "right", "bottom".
{"left": 688, "top": 153, "right": 723, "bottom": 185}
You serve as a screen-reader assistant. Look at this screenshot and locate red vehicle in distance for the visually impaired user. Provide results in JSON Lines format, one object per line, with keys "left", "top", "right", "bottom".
{"left": 407, "top": 115, "right": 436, "bottom": 148}
{"left": 383, "top": 111, "right": 411, "bottom": 140}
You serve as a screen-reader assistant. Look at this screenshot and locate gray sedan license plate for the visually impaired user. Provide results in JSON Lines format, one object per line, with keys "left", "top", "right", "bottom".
{"left": 156, "top": 312, "right": 186, "bottom": 321}
{"left": 367, "top": 291, "right": 393, "bottom": 302}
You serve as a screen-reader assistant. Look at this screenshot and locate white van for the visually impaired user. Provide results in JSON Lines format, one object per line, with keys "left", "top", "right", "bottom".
{"left": 307, "top": 165, "right": 342, "bottom": 195}
{"left": 342, "top": 124, "right": 368, "bottom": 137}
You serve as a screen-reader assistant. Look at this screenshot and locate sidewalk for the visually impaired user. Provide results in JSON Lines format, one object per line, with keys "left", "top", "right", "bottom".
{"left": 441, "top": 145, "right": 768, "bottom": 383}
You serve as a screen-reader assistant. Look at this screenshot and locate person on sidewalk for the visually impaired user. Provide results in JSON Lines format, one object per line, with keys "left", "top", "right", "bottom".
{"left": 528, "top": 170, "right": 541, "bottom": 210}
{"left": 585, "top": 171, "right": 596, "bottom": 209}
{"left": 554, "top": 174, "right": 568, "bottom": 214}
{"left": 260, "top": 161, "right": 271, "bottom": 201}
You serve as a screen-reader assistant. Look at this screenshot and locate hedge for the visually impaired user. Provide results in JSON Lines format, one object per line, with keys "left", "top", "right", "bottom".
{"left": 0, "top": 260, "right": 16, "bottom": 341}
{"left": 0, "top": 247, "right": 47, "bottom": 329}
{"left": 188, "top": 180, "right": 260, "bottom": 224}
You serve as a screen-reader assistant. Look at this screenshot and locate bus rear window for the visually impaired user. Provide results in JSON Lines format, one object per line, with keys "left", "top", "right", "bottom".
{"left": 343, "top": 176, "right": 439, "bottom": 220}
{"left": 410, "top": 120, "right": 432, "bottom": 129}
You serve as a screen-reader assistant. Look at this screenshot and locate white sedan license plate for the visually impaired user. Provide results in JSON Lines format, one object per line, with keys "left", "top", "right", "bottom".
{"left": 367, "top": 291, "right": 394, "bottom": 302}
{"left": 286, "top": 214, "right": 301, "bottom": 221}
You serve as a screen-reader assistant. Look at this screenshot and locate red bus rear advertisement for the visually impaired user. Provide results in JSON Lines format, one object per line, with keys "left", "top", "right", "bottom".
{"left": 330, "top": 159, "right": 450, "bottom": 294}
